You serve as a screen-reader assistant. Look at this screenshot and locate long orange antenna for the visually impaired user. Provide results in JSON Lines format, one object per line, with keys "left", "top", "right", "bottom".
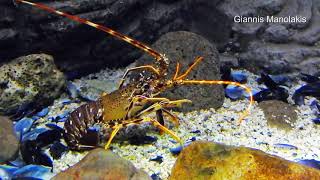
{"left": 172, "top": 57, "right": 254, "bottom": 124}
{"left": 180, "top": 80, "right": 254, "bottom": 124}
{"left": 15, "top": 0, "right": 164, "bottom": 61}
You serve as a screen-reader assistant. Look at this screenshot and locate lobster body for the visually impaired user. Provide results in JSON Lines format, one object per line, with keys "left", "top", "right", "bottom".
{"left": 101, "top": 83, "right": 141, "bottom": 121}
{"left": 64, "top": 82, "right": 159, "bottom": 150}
{"left": 17, "top": 0, "right": 254, "bottom": 151}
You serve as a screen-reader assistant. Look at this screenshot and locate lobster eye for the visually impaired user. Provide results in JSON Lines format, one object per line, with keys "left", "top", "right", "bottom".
{"left": 143, "top": 84, "right": 150, "bottom": 89}
{"left": 157, "top": 83, "right": 164, "bottom": 88}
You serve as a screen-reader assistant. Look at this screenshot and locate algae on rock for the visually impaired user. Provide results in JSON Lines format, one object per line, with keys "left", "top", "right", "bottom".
{"left": 0, "top": 54, "right": 65, "bottom": 115}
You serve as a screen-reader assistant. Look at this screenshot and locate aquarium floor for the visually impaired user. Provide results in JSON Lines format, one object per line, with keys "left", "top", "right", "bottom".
{"left": 48, "top": 68, "right": 319, "bottom": 180}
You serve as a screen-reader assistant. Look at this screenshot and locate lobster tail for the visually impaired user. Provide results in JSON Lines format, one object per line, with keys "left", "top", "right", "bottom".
{"left": 64, "top": 100, "right": 103, "bottom": 150}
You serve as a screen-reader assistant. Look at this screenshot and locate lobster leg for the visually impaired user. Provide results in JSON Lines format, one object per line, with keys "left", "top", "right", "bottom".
{"left": 156, "top": 109, "right": 165, "bottom": 126}
{"left": 118, "top": 65, "right": 160, "bottom": 88}
{"left": 104, "top": 125, "right": 122, "bottom": 150}
{"left": 125, "top": 96, "right": 171, "bottom": 119}
{"left": 104, "top": 99, "right": 189, "bottom": 149}
{"left": 76, "top": 145, "right": 97, "bottom": 151}
{"left": 142, "top": 117, "right": 183, "bottom": 146}
{"left": 156, "top": 109, "right": 179, "bottom": 135}
{"left": 103, "top": 116, "right": 183, "bottom": 150}
{"left": 132, "top": 97, "right": 184, "bottom": 124}
{"left": 136, "top": 99, "right": 192, "bottom": 117}
{"left": 162, "top": 108, "right": 180, "bottom": 126}
{"left": 126, "top": 96, "right": 184, "bottom": 127}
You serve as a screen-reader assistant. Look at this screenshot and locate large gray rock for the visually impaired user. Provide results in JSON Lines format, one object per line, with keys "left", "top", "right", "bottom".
{"left": 239, "top": 41, "right": 320, "bottom": 74}
{"left": 135, "top": 31, "right": 224, "bottom": 112}
{"left": 224, "top": 0, "right": 320, "bottom": 75}
{"left": 218, "top": 0, "right": 285, "bottom": 35}
{"left": 0, "top": 116, "right": 19, "bottom": 163}
{"left": 263, "top": 24, "right": 291, "bottom": 43}
{"left": 1, "top": 0, "right": 319, "bottom": 77}
{"left": 3, "top": 0, "right": 229, "bottom": 77}
{"left": 0, "top": 54, "right": 66, "bottom": 115}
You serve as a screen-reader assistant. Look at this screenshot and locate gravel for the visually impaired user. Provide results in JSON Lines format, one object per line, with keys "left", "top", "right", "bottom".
{"left": 47, "top": 67, "right": 320, "bottom": 179}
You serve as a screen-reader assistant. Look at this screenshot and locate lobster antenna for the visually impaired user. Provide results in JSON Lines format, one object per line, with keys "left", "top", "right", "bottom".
{"left": 173, "top": 57, "right": 254, "bottom": 124}
{"left": 15, "top": 0, "right": 164, "bottom": 61}
{"left": 181, "top": 80, "right": 253, "bottom": 124}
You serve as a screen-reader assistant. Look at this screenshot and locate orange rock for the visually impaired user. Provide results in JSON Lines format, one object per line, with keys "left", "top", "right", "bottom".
{"left": 170, "top": 141, "right": 320, "bottom": 180}
{"left": 53, "top": 148, "right": 151, "bottom": 180}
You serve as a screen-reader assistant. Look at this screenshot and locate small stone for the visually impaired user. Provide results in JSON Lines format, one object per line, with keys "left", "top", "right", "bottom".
{"left": 258, "top": 100, "right": 297, "bottom": 131}
{"left": 53, "top": 148, "right": 151, "bottom": 180}
{"left": 149, "top": 155, "right": 163, "bottom": 163}
{"left": 169, "top": 146, "right": 183, "bottom": 155}
{"left": 0, "top": 116, "right": 19, "bottom": 163}
{"left": 170, "top": 141, "right": 320, "bottom": 180}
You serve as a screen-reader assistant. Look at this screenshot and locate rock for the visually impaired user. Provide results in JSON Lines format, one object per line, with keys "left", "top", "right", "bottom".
{"left": 218, "top": 0, "right": 320, "bottom": 74}
{"left": 0, "top": 54, "right": 66, "bottom": 115}
{"left": 170, "top": 141, "right": 320, "bottom": 180}
{"left": 218, "top": 0, "right": 284, "bottom": 35}
{"left": 218, "top": 0, "right": 284, "bottom": 18}
{"left": 275, "top": 0, "right": 312, "bottom": 29}
{"left": 77, "top": 79, "right": 119, "bottom": 101}
{"left": 239, "top": 41, "right": 320, "bottom": 74}
{"left": 298, "top": 57, "right": 320, "bottom": 76}
{"left": 293, "top": 0, "right": 320, "bottom": 45}
{"left": 53, "top": 148, "right": 151, "bottom": 180}
{"left": 1, "top": 0, "right": 319, "bottom": 77}
{"left": 263, "top": 24, "right": 291, "bottom": 43}
{"left": 4, "top": 0, "right": 230, "bottom": 77}
{"left": 258, "top": 100, "right": 297, "bottom": 131}
{"left": 0, "top": 28, "right": 17, "bottom": 43}
{"left": 135, "top": 31, "right": 224, "bottom": 112}
{"left": 219, "top": 54, "right": 239, "bottom": 68}
{"left": 0, "top": 116, "right": 19, "bottom": 163}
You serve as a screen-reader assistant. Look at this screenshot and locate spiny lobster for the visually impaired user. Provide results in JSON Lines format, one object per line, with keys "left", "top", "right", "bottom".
{"left": 16, "top": 0, "right": 254, "bottom": 151}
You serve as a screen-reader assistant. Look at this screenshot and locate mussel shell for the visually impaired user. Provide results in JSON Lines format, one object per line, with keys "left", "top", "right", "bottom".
{"left": 12, "top": 165, "right": 54, "bottom": 179}
{"left": 297, "top": 159, "right": 320, "bottom": 170}
{"left": 20, "top": 140, "right": 53, "bottom": 167}
{"left": 225, "top": 85, "right": 244, "bottom": 100}
{"left": 14, "top": 118, "right": 34, "bottom": 138}
{"left": 49, "top": 142, "right": 68, "bottom": 160}
{"left": 36, "top": 108, "right": 49, "bottom": 117}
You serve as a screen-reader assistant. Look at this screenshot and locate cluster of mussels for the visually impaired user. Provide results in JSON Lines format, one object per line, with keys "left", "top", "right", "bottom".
{"left": 222, "top": 70, "right": 320, "bottom": 170}
{"left": 0, "top": 99, "right": 74, "bottom": 179}
{"left": 222, "top": 68, "right": 320, "bottom": 124}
